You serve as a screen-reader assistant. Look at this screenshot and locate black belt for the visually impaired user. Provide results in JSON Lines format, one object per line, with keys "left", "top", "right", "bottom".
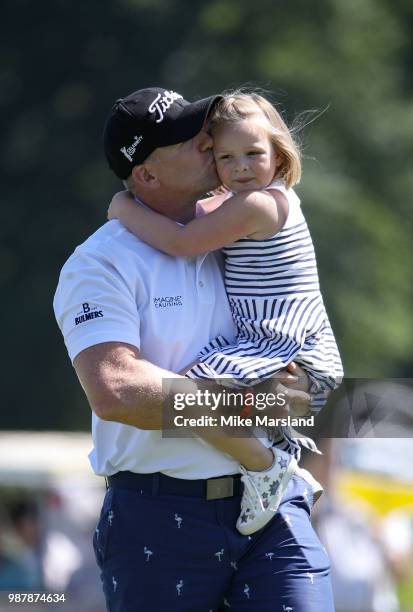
{"left": 106, "top": 471, "right": 242, "bottom": 500}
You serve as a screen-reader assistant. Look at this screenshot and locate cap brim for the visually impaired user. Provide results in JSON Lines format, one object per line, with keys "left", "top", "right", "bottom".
{"left": 161, "top": 95, "right": 222, "bottom": 147}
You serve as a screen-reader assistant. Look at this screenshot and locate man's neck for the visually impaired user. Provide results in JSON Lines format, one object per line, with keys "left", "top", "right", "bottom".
{"left": 133, "top": 192, "right": 199, "bottom": 224}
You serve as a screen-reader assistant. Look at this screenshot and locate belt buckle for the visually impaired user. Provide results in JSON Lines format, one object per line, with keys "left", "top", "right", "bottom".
{"left": 206, "top": 477, "right": 234, "bottom": 500}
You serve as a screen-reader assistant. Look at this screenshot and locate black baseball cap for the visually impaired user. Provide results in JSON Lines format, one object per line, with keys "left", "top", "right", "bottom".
{"left": 103, "top": 87, "right": 222, "bottom": 179}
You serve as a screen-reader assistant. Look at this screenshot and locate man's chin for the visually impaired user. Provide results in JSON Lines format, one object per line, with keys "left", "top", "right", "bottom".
{"left": 192, "top": 166, "right": 220, "bottom": 198}
{"left": 205, "top": 169, "right": 221, "bottom": 192}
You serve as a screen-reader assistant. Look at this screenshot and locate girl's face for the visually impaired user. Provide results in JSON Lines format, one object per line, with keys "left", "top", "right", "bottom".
{"left": 212, "top": 119, "right": 281, "bottom": 192}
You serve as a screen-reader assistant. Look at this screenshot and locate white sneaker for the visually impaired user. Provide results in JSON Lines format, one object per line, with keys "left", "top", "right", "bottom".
{"left": 236, "top": 448, "right": 297, "bottom": 535}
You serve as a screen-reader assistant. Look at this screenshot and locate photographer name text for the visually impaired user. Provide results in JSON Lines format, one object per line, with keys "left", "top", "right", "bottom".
{"left": 173, "top": 414, "right": 314, "bottom": 428}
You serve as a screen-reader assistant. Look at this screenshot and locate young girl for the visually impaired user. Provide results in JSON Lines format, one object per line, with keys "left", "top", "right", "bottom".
{"left": 108, "top": 92, "right": 343, "bottom": 535}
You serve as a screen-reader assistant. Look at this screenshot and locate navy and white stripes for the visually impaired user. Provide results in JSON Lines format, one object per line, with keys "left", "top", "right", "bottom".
{"left": 188, "top": 181, "right": 343, "bottom": 459}
{"left": 224, "top": 222, "right": 320, "bottom": 299}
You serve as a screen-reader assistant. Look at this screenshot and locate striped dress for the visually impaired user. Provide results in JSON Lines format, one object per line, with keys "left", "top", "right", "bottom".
{"left": 188, "top": 180, "right": 343, "bottom": 457}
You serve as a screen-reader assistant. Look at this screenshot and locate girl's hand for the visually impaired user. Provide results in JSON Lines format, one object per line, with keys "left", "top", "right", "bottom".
{"left": 107, "top": 191, "right": 129, "bottom": 221}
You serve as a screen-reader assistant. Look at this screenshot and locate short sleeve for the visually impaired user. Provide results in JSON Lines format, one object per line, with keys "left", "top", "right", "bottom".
{"left": 53, "top": 250, "right": 141, "bottom": 362}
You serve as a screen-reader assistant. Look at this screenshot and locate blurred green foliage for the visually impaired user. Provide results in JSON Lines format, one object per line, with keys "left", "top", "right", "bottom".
{"left": 1, "top": 0, "right": 412, "bottom": 429}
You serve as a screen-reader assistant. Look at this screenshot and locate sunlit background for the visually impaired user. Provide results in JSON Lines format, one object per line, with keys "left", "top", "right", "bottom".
{"left": 1, "top": 0, "right": 412, "bottom": 609}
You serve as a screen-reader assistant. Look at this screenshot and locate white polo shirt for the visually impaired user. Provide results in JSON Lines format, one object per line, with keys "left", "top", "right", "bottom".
{"left": 53, "top": 219, "right": 240, "bottom": 478}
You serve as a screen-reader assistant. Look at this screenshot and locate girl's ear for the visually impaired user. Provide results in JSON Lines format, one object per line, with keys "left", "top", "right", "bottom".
{"left": 131, "top": 163, "right": 160, "bottom": 189}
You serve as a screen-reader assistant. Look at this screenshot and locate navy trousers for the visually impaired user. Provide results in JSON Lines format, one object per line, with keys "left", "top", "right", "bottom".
{"left": 93, "top": 473, "right": 334, "bottom": 611}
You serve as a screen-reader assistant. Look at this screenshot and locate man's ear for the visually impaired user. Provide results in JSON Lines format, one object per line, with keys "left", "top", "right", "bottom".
{"left": 131, "top": 163, "right": 160, "bottom": 189}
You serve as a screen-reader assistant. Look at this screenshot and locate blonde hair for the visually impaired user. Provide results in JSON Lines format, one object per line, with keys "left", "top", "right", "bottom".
{"left": 209, "top": 91, "right": 301, "bottom": 189}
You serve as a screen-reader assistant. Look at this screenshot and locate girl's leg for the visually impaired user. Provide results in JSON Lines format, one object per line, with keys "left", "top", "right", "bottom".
{"left": 196, "top": 426, "right": 297, "bottom": 536}
{"left": 180, "top": 360, "right": 274, "bottom": 471}
{"left": 178, "top": 364, "right": 297, "bottom": 534}
{"left": 200, "top": 432, "right": 274, "bottom": 471}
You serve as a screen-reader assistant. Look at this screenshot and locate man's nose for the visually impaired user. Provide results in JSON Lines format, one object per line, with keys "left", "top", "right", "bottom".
{"left": 196, "top": 130, "right": 213, "bottom": 152}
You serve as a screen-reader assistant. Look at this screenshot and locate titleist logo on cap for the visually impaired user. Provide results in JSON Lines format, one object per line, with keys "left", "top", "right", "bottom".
{"left": 120, "top": 135, "right": 143, "bottom": 162}
{"left": 107, "top": 87, "right": 217, "bottom": 178}
{"left": 148, "top": 90, "right": 183, "bottom": 123}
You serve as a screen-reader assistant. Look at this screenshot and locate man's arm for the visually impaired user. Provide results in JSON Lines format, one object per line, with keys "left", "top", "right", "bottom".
{"left": 73, "top": 342, "right": 191, "bottom": 429}
{"left": 74, "top": 342, "right": 312, "bottom": 429}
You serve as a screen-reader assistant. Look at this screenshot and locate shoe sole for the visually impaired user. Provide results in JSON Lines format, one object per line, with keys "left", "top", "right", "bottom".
{"left": 237, "top": 456, "right": 298, "bottom": 535}
{"left": 295, "top": 467, "right": 324, "bottom": 503}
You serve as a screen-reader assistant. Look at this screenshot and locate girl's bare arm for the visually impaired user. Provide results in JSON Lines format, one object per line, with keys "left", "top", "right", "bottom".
{"left": 108, "top": 189, "right": 288, "bottom": 256}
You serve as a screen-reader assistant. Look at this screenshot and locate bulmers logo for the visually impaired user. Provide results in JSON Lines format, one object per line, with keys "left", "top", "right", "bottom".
{"left": 75, "top": 302, "right": 104, "bottom": 325}
{"left": 153, "top": 296, "right": 183, "bottom": 308}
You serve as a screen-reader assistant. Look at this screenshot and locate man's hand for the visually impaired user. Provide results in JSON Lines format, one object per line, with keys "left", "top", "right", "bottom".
{"left": 285, "top": 362, "right": 312, "bottom": 392}
{"left": 277, "top": 383, "right": 311, "bottom": 416}
{"left": 258, "top": 362, "right": 312, "bottom": 417}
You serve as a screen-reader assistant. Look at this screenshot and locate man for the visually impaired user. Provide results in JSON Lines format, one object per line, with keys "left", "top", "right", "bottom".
{"left": 54, "top": 87, "right": 334, "bottom": 611}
